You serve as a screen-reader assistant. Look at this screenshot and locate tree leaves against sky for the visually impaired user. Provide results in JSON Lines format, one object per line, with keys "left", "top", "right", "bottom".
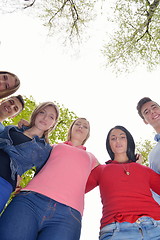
{"left": 0, "top": 0, "right": 159, "bottom": 72}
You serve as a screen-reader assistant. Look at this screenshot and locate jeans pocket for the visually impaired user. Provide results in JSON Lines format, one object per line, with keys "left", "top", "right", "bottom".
{"left": 68, "top": 207, "right": 82, "bottom": 224}
{"left": 99, "top": 223, "right": 118, "bottom": 240}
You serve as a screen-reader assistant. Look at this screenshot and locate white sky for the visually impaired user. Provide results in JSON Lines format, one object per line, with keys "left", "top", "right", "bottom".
{"left": 0, "top": 9, "right": 160, "bottom": 240}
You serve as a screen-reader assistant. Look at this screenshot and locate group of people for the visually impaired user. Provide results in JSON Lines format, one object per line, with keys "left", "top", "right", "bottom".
{"left": 0, "top": 71, "right": 160, "bottom": 240}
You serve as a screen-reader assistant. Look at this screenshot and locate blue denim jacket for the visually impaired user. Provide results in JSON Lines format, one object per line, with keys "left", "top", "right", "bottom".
{"left": 0, "top": 122, "right": 4, "bottom": 133}
{"left": 0, "top": 125, "right": 52, "bottom": 176}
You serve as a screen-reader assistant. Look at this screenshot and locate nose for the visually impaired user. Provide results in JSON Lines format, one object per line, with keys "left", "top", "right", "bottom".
{"left": 116, "top": 137, "right": 120, "bottom": 142}
{"left": 42, "top": 114, "right": 48, "bottom": 121}
{"left": 150, "top": 109, "right": 155, "bottom": 114}
{"left": 7, "top": 105, "right": 12, "bottom": 113}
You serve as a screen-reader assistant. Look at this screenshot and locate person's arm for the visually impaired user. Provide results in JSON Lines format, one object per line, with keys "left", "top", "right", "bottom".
{"left": 149, "top": 168, "right": 160, "bottom": 195}
{"left": 88, "top": 152, "right": 100, "bottom": 169}
{"left": 85, "top": 165, "right": 101, "bottom": 193}
{"left": 136, "top": 154, "right": 143, "bottom": 164}
{"left": 17, "top": 119, "right": 29, "bottom": 128}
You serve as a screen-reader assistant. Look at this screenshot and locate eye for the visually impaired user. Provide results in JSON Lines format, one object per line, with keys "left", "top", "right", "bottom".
{"left": 75, "top": 123, "right": 80, "bottom": 126}
{"left": 111, "top": 137, "right": 116, "bottom": 141}
{"left": 14, "top": 106, "right": 18, "bottom": 112}
{"left": 5, "top": 83, "right": 9, "bottom": 89}
{"left": 9, "top": 100, "right": 14, "bottom": 105}
{"left": 144, "top": 110, "right": 149, "bottom": 115}
{"left": 121, "top": 136, "right": 126, "bottom": 139}
{"left": 3, "top": 75, "right": 8, "bottom": 80}
{"left": 39, "top": 111, "right": 45, "bottom": 114}
{"left": 153, "top": 106, "right": 158, "bottom": 110}
{"left": 83, "top": 125, "right": 88, "bottom": 129}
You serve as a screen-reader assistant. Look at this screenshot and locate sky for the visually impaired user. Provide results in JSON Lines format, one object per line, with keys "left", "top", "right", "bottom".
{"left": 0, "top": 6, "right": 160, "bottom": 239}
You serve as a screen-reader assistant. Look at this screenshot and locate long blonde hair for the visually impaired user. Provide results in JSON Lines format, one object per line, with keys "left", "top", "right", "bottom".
{"left": 28, "top": 102, "right": 59, "bottom": 143}
{"left": 67, "top": 118, "right": 90, "bottom": 145}
{"left": 0, "top": 71, "right": 20, "bottom": 98}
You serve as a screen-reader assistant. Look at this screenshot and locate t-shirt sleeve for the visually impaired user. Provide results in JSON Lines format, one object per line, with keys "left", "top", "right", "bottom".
{"left": 85, "top": 165, "right": 101, "bottom": 193}
{"left": 88, "top": 152, "right": 100, "bottom": 169}
{"left": 148, "top": 167, "right": 160, "bottom": 195}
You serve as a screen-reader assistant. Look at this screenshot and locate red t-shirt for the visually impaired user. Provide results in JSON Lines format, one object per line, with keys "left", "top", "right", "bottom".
{"left": 86, "top": 161, "right": 160, "bottom": 229}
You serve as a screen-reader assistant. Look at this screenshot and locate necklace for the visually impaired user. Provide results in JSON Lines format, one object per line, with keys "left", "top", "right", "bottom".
{"left": 122, "top": 163, "right": 130, "bottom": 175}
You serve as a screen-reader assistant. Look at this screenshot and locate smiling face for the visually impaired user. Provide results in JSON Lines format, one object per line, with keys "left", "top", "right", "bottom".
{"left": 141, "top": 101, "right": 160, "bottom": 132}
{"left": 0, "top": 96, "right": 23, "bottom": 121}
{"left": 0, "top": 73, "right": 19, "bottom": 91}
{"left": 34, "top": 105, "right": 57, "bottom": 132}
{"left": 70, "top": 118, "right": 90, "bottom": 145}
{"left": 109, "top": 128, "right": 128, "bottom": 162}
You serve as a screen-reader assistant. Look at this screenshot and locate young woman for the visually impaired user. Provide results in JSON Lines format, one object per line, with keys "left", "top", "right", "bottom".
{"left": 0, "top": 118, "right": 99, "bottom": 240}
{"left": 0, "top": 71, "right": 20, "bottom": 98}
{"left": 86, "top": 125, "right": 160, "bottom": 240}
{"left": 0, "top": 101, "right": 59, "bottom": 212}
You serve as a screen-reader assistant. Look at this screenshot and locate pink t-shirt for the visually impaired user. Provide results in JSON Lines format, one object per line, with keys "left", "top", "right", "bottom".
{"left": 23, "top": 141, "right": 98, "bottom": 215}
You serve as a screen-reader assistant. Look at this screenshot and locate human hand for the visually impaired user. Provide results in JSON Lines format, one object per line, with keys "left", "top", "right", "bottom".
{"left": 18, "top": 119, "right": 29, "bottom": 128}
{"left": 14, "top": 175, "right": 22, "bottom": 195}
{"left": 136, "top": 154, "right": 143, "bottom": 164}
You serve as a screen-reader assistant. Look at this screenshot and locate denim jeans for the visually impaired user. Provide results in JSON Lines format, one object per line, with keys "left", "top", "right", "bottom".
{"left": 99, "top": 217, "right": 160, "bottom": 240}
{"left": 0, "top": 191, "right": 82, "bottom": 240}
{"left": 0, "top": 177, "right": 12, "bottom": 213}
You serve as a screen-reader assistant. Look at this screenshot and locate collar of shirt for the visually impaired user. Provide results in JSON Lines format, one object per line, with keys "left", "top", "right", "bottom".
{"left": 64, "top": 141, "right": 86, "bottom": 150}
{"left": 154, "top": 133, "right": 160, "bottom": 142}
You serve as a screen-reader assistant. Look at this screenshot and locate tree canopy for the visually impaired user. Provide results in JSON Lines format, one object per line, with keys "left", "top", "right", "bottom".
{"left": 0, "top": 0, "right": 159, "bottom": 73}
{"left": 136, "top": 138, "right": 156, "bottom": 166}
{"left": 103, "top": 0, "right": 160, "bottom": 73}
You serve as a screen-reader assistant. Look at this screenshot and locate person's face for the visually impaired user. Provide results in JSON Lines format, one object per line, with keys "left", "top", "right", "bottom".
{"left": 34, "top": 105, "right": 57, "bottom": 132}
{"left": 71, "top": 119, "right": 90, "bottom": 144}
{"left": 0, "top": 97, "right": 23, "bottom": 119}
{"left": 0, "top": 73, "right": 18, "bottom": 91}
{"left": 109, "top": 128, "right": 127, "bottom": 155}
{"left": 141, "top": 101, "right": 160, "bottom": 129}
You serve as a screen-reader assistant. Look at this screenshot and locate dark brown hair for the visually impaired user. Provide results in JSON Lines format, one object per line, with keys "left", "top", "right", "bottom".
{"left": 136, "top": 97, "right": 153, "bottom": 119}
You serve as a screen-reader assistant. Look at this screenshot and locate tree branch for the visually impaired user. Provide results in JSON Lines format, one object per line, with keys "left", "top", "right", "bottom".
{"left": 24, "top": 0, "right": 37, "bottom": 9}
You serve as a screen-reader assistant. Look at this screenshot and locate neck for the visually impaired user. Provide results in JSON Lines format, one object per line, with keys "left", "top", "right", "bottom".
{"left": 70, "top": 139, "right": 83, "bottom": 147}
{"left": 0, "top": 115, "right": 4, "bottom": 122}
{"left": 114, "top": 153, "right": 129, "bottom": 163}
{"left": 24, "top": 127, "right": 44, "bottom": 139}
{"left": 155, "top": 126, "right": 160, "bottom": 134}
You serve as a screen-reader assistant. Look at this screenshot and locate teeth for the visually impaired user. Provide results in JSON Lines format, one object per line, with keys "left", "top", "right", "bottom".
{"left": 153, "top": 115, "right": 159, "bottom": 119}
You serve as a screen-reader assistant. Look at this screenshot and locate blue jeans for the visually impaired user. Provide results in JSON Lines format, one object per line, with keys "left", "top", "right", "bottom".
{"left": 0, "top": 177, "right": 12, "bottom": 213}
{"left": 99, "top": 217, "right": 160, "bottom": 240}
{"left": 0, "top": 191, "right": 82, "bottom": 240}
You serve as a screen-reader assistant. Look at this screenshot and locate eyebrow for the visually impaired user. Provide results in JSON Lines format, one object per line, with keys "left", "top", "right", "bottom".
{"left": 110, "top": 132, "right": 125, "bottom": 136}
{"left": 143, "top": 104, "right": 157, "bottom": 114}
{"left": 77, "top": 121, "right": 88, "bottom": 125}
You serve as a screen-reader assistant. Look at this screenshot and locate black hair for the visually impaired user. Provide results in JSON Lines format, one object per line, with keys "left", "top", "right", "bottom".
{"left": 136, "top": 97, "right": 152, "bottom": 119}
{"left": 15, "top": 95, "right": 25, "bottom": 110}
{"left": 106, "top": 125, "right": 136, "bottom": 162}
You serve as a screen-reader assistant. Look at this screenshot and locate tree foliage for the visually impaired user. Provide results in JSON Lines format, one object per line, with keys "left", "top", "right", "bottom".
{"left": 40, "top": 0, "right": 97, "bottom": 42}
{"left": 103, "top": 0, "right": 160, "bottom": 73}
{"left": 0, "top": 0, "right": 159, "bottom": 72}
{"left": 136, "top": 138, "right": 156, "bottom": 166}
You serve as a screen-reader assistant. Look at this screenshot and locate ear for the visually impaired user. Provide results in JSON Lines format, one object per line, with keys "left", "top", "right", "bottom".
{"left": 143, "top": 119, "right": 148, "bottom": 125}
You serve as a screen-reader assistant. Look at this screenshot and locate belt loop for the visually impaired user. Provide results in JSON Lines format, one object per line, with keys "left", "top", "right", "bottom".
{"left": 115, "top": 222, "right": 120, "bottom": 231}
